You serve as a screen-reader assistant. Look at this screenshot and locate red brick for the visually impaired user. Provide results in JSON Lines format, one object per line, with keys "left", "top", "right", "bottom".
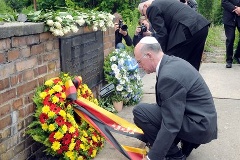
{"left": 0, "top": 77, "right": 10, "bottom": 90}
{"left": 16, "top": 57, "right": 37, "bottom": 72}
{"left": 26, "top": 35, "right": 40, "bottom": 45}
{"left": 0, "top": 148, "right": 14, "bottom": 160}
{"left": 24, "top": 92, "right": 34, "bottom": 105}
{"left": 7, "top": 49, "right": 20, "bottom": 61}
{"left": 14, "top": 141, "right": 25, "bottom": 155}
{"left": 31, "top": 43, "right": 44, "bottom": 55}
{"left": 0, "top": 52, "right": 6, "bottom": 63}
{"left": 0, "top": 103, "right": 11, "bottom": 117}
{"left": 37, "top": 76, "right": 45, "bottom": 86}
{"left": 0, "top": 88, "right": 16, "bottom": 104}
{"left": 0, "top": 115, "right": 11, "bottom": 130}
{"left": 53, "top": 39, "right": 59, "bottom": 49}
{"left": 13, "top": 98, "right": 23, "bottom": 110}
{"left": 25, "top": 104, "right": 35, "bottom": 116}
{"left": 17, "top": 80, "right": 37, "bottom": 96}
{"left": 0, "top": 63, "right": 15, "bottom": 79}
{"left": 45, "top": 41, "right": 54, "bottom": 52}
{"left": 0, "top": 38, "right": 11, "bottom": 50}
{"left": 20, "top": 47, "right": 31, "bottom": 58}
{"left": 12, "top": 37, "right": 27, "bottom": 47}
{"left": 40, "top": 32, "right": 54, "bottom": 42}
{"left": 38, "top": 65, "right": 47, "bottom": 75}
{"left": 23, "top": 69, "right": 34, "bottom": 81}
{"left": 43, "top": 50, "right": 58, "bottom": 61}
{"left": 19, "top": 108, "right": 25, "bottom": 118}
{"left": 10, "top": 74, "right": 23, "bottom": 87}
{"left": 48, "top": 62, "right": 56, "bottom": 72}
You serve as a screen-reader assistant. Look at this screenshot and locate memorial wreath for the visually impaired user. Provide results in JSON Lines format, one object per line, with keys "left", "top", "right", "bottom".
{"left": 27, "top": 73, "right": 105, "bottom": 160}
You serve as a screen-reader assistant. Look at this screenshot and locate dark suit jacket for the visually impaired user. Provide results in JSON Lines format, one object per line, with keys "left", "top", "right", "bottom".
{"left": 149, "top": 55, "right": 218, "bottom": 159}
{"left": 222, "top": 0, "right": 240, "bottom": 26}
{"left": 146, "top": 0, "right": 210, "bottom": 52}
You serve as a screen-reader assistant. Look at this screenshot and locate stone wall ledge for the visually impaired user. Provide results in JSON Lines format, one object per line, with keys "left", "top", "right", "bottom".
{"left": 0, "top": 22, "right": 45, "bottom": 39}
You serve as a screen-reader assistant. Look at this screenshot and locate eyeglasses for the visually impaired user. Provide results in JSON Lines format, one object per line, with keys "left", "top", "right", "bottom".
{"left": 137, "top": 54, "right": 147, "bottom": 64}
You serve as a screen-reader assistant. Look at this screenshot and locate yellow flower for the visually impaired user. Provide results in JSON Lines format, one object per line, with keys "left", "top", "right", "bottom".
{"left": 45, "top": 79, "right": 54, "bottom": 86}
{"left": 48, "top": 89, "right": 55, "bottom": 95}
{"left": 92, "top": 135, "right": 98, "bottom": 142}
{"left": 52, "top": 96, "right": 59, "bottom": 103}
{"left": 69, "top": 126, "right": 76, "bottom": 133}
{"left": 62, "top": 124, "right": 68, "bottom": 133}
{"left": 42, "top": 105, "right": 50, "bottom": 114}
{"left": 65, "top": 151, "right": 74, "bottom": 160}
{"left": 80, "top": 144, "right": 86, "bottom": 150}
{"left": 48, "top": 111, "right": 56, "bottom": 118}
{"left": 39, "top": 92, "right": 47, "bottom": 99}
{"left": 54, "top": 131, "right": 64, "bottom": 140}
{"left": 83, "top": 130, "right": 88, "bottom": 137}
{"left": 58, "top": 81, "right": 63, "bottom": 85}
{"left": 91, "top": 149, "right": 97, "bottom": 158}
{"left": 49, "top": 124, "right": 56, "bottom": 131}
{"left": 69, "top": 142, "right": 76, "bottom": 151}
{"left": 61, "top": 92, "right": 66, "bottom": 99}
{"left": 80, "top": 137, "right": 87, "bottom": 143}
{"left": 52, "top": 84, "right": 63, "bottom": 92}
{"left": 41, "top": 123, "right": 48, "bottom": 131}
{"left": 59, "top": 110, "right": 66, "bottom": 119}
{"left": 77, "top": 156, "right": 84, "bottom": 160}
{"left": 51, "top": 141, "right": 61, "bottom": 151}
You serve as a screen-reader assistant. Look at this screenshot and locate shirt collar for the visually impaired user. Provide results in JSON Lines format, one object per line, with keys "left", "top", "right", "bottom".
{"left": 156, "top": 58, "right": 162, "bottom": 77}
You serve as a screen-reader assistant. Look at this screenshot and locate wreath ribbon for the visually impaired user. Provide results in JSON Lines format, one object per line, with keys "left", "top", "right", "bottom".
{"left": 65, "top": 77, "right": 147, "bottom": 160}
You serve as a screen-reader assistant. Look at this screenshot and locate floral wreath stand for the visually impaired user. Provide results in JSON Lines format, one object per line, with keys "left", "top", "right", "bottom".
{"left": 66, "top": 77, "right": 147, "bottom": 159}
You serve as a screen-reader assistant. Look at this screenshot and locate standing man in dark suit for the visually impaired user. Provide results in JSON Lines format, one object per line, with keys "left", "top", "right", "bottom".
{"left": 133, "top": 36, "right": 218, "bottom": 160}
{"left": 222, "top": 0, "right": 240, "bottom": 68}
{"left": 138, "top": 0, "right": 210, "bottom": 71}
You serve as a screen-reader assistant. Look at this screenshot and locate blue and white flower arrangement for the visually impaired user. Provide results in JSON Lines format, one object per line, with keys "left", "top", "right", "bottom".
{"left": 103, "top": 49, "right": 143, "bottom": 106}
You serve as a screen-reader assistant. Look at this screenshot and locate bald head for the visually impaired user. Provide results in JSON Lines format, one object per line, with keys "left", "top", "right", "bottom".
{"left": 134, "top": 36, "right": 163, "bottom": 74}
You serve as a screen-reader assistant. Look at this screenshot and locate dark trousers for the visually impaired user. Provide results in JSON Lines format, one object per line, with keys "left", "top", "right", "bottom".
{"left": 166, "top": 26, "right": 209, "bottom": 71}
{"left": 133, "top": 103, "right": 200, "bottom": 157}
{"left": 224, "top": 24, "right": 240, "bottom": 63}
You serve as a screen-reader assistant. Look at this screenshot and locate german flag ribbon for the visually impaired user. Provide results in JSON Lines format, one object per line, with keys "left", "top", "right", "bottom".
{"left": 65, "top": 77, "right": 147, "bottom": 160}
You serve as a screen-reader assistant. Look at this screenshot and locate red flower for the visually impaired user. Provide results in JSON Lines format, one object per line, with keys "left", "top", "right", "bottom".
{"left": 57, "top": 148, "right": 63, "bottom": 154}
{"left": 55, "top": 116, "right": 65, "bottom": 126}
{"left": 39, "top": 113, "right": 48, "bottom": 124}
{"left": 49, "top": 132, "right": 56, "bottom": 143}
{"left": 72, "top": 129, "right": 79, "bottom": 137}
{"left": 43, "top": 95, "right": 51, "bottom": 106}
{"left": 88, "top": 147, "right": 93, "bottom": 155}
{"left": 53, "top": 78, "right": 61, "bottom": 84}
{"left": 62, "top": 133, "right": 72, "bottom": 145}
{"left": 55, "top": 93, "right": 61, "bottom": 98}
{"left": 50, "top": 104, "right": 61, "bottom": 114}
{"left": 61, "top": 145, "right": 69, "bottom": 152}
{"left": 65, "top": 122, "right": 72, "bottom": 128}
{"left": 75, "top": 140, "right": 81, "bottom": 150}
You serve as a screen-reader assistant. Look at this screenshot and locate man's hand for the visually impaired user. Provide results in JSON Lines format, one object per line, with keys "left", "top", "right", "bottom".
{"left": 233, "top": 6, "right": 240, "bottom": 16}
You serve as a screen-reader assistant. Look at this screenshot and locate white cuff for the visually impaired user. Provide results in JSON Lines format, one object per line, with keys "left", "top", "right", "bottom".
{"left": 146, "top": 155, "right": 151, "bottom": 160}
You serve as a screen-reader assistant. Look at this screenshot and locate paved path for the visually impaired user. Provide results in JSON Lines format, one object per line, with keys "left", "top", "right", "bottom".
{"left": 94, "top": 63, "right": 240, "bottom": 160}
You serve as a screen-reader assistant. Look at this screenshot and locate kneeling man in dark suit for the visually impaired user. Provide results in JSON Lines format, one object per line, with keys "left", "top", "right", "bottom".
{"left": 133, "top": 36, "right": 218, "bottom": 160}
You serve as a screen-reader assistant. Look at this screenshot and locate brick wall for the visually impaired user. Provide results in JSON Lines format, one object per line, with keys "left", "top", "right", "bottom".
{"left": 0, "top": 23, "right": 115, "bottom": 160}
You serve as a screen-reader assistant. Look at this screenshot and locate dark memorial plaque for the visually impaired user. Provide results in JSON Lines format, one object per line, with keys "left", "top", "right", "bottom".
{"left": 59, "top": 31, "right": 104, "bottom": 88}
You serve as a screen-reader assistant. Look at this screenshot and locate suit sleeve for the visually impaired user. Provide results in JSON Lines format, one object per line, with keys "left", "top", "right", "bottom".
{"left": 147, "top": 6, "right": 168, "bottom": 52}
{"left": 222, "top": 0, "right": 236, "bottom": 12}
{"left": 148, "top": 76, "right": 187, "bottom": 160}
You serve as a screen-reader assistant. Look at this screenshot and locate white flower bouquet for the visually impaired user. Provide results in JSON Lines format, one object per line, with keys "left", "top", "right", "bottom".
{"left": 103, "top": 49, "right": 143, "bottom": 106}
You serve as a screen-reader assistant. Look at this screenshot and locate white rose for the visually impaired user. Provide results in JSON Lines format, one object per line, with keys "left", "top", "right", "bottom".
{"left": 46, "top": 20, "right": 54, "bottom": 26}
{"left": 54, "top": 22, "right": 62, "bottom": 29}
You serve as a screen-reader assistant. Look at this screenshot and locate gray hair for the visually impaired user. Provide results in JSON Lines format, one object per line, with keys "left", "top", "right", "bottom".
{"left": 141, "top": 43, "right": 162, "bottom": 54}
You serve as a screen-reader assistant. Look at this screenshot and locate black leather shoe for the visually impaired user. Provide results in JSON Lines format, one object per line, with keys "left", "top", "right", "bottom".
{"left": 234, "top": 57, "right": 240, "bottom": 64}
{"left": 165, "top": 154, "right": 186, "bottom": 160}
{"left": 226, "top": 62, "right": 232, "bottom": 68}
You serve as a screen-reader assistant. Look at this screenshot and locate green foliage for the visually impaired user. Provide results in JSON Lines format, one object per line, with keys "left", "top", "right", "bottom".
{"left": 98, "top": 97, "right": 117, "bottom": 113}
{"left": 198, "top": 0, "right": 213, "bottom": 21}
{"left": 5, "top": 0, "right": 31, "bottom": 13}
{"left": 205, "top": 25, "right": 224, "bottom": 52}
{"left": 211, "top": 0, "right": 223, "bottom": 25}
{"left": 0, "top": 0, "right": 13, "bottom": 13}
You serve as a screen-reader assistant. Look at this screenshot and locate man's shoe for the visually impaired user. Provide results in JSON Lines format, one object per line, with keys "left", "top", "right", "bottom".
{"left": 226, "top": 62, "right": 232, "bottom": 68}
{"left": 165, "top": 154, "right": 186, "bottom": 160}
{"left": 234, "top": 57, "right": 240, "bottom": 64}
